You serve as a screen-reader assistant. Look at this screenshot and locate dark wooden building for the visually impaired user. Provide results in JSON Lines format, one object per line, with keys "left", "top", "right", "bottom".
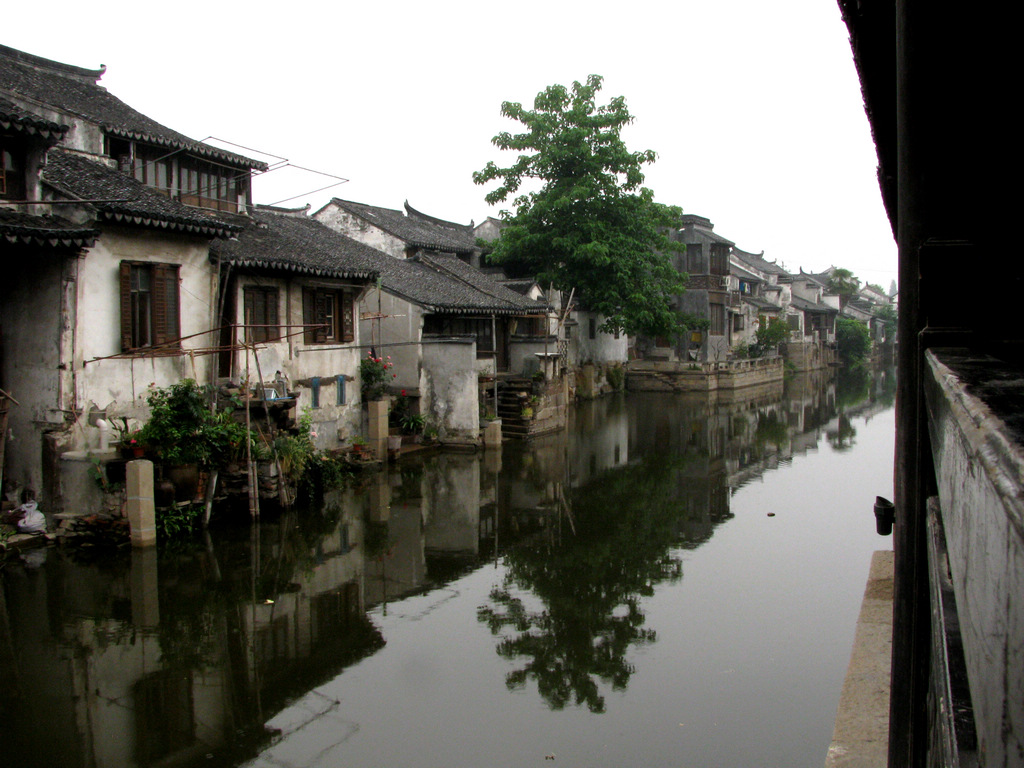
{"left": 838, "top": 2, "right": 1020, "bottom": 766}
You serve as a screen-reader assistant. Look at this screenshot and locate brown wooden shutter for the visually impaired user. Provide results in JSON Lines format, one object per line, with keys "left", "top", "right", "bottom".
{"left": 302, "top": 287, "right": 315, "bottom": 344}
{"left": 151, "top": 264, "right": 179, "bottom": 347}
{"left": 119, "top": 262, "right": 133, "bottom": 351}
{"left": 342, "top": 291, "right": 354, "bottom": 342}
{"left": 267, "top": 289, "right": 280, "bottom": 341}
{"left": 243, "top": 289, "right": 255, "bottom": 343}
{"left": 314, "top": 291, "right": 329, "bottom": 343}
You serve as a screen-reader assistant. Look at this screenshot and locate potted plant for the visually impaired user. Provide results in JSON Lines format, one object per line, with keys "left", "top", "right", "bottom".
{"left": 360, "top": 352, "right": 395, "bottom": 401}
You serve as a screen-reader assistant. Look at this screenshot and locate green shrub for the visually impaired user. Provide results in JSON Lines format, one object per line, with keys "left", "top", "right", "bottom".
{"left": 836, "top": 318, "right": 870, "bottom": 363}
{"left": 606, "top": 364, "right": 625, "bottom": 391}
{"left": 361, "top": 352, "right": 395, "bottom": 400}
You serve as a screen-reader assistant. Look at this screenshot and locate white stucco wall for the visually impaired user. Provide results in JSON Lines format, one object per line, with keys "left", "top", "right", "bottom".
{"left": 421, "top": 339, "right": 479, "bottom": 441}
{"left": 572, "top": 311, "right": 628, "bottom": 365}
{"left": 313, "top": 204, "right": 407, "bottom": 258}
{"left": 357, "top": 288, "right": 424, "bottom": 394}
{"left": 74, "top": 229, "right": 216, "bottom": 436}
{"left": 231, "top": 275, "right": 366, "bottom": 450}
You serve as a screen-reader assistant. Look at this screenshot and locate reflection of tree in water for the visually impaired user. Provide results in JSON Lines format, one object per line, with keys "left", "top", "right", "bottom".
{"left": 836, "top": 365, "right": 871, "bottom": 409}
{"left": 479, "top": 460, "right": 686, "bottom": 713}
{"left": 828, "top": 413, "right": 858, "bottom": 451}
{"left": 754, "top": 411, "right": 790, "bottom": 451}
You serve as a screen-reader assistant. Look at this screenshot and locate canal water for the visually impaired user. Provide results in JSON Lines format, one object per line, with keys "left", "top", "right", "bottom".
{"left": 0, "top": 367, "right": 894, "bottom": 768}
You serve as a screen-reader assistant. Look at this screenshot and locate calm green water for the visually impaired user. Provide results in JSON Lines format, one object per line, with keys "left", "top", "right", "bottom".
{"left": 0, "top": 366, "right": 894, "bottom": 768}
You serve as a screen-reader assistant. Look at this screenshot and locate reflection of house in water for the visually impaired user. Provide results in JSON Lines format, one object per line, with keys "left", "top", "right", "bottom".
{"left": 0, "top": 502, "right": 382, "bottom": 768}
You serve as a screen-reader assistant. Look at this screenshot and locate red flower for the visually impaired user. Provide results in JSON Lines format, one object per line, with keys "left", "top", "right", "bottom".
{"left": 401, "top": 389, "right": 407, "bottom": 397}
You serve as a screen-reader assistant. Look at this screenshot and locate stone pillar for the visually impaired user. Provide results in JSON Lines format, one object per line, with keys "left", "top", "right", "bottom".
{"left": 126, "top": 459, "right": 156, "bottom": 547}
{"left": 367, "top": 399, "right": 389, "bottom": 460}
{"left": 483, "top": 419, "right": 503, "bottom": 448}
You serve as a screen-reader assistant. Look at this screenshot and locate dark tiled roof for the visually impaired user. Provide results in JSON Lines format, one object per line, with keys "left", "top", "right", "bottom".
{"left": 741, "top": 295, "right": 782, "bottom": 311}
{"left": 0, "top": 45, "right": 265, "bottom": 170}
{"left": 731, "top": 262, "right": 762, "bottom": 283}
{"left": 733, "top": 247, "right": 789, "bottom": 277}
{"left": 498, "top": 277, "right": 540, "bottom": 296}
{"left": 791, "top": 295, "right": 838, "bottom": 314}
{"left": 211, "top": 207, "right": 380, "bottom": 280}
{"left": 418, "top": 253, "right": 544, "bottom": 313}
{"left": 0, "top": 207, "right": 98, "bottom": 248}
{"left": 0, "top": 96, "right": 67, "bottom": 141}
{"left": 215, "top": 208, "right": 544, "bottom": 315}
{"left": 327, "top": 198, "right": 476, "bottom": 254}
{"left": 43, "top": 149, "right": 241, "bottom": 238}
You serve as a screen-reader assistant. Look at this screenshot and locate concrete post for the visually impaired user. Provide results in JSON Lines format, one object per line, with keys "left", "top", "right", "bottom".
{"left": 367, "top": 399, "right": 389, "bottom": 460}
{"left": 483, "top": 419, "right": 503, "bottom": 448}
{"left": 126, "top": 459, "right": 156, "bottom": 547}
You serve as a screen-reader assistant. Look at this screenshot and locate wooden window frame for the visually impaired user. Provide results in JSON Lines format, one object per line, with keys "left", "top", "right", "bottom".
{"left": 243, "top": 286, "right": 280, "bottom": 343}
{"left": 119, "top": 261, "right": 180, "bottom": 352}
{"left": 1, "top": 141, "right": 27, "bottom": 200}
{"left": 302, "top": 287, "right": 355, "bottom": 344}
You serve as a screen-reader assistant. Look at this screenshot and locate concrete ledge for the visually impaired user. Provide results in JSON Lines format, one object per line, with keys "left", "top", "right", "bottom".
{"left": 825, "top": 550, "right": 893, "bottom": 768}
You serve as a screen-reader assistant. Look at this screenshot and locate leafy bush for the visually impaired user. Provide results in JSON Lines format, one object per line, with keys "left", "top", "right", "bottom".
{"left": 361, "top": 352, "right": 395, "bottom": 400}
{"left": 606, "top": 364, "right": 625, "bottom": 391}
{"left": 156, "top": 503, "right": 201, "bottom": 539}
{"left": 751, "top": 317, "right": 790, "bottom": 357}
{"left": 836, "top": 318, "right": 871, "bottom": 363}
{"left": 137, "top": 379, "right": 255, "bottom": 468}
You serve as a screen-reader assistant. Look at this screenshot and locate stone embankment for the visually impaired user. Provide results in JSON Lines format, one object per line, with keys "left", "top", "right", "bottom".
{"left": 626, "top": 356, "right": 785, "bottom": 393}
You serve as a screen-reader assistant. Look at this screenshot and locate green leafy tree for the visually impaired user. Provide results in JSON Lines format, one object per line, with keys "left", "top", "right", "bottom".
{"left": 873, "top": 303, "right": 897, "bottom": 343}
{"left": 836, "top": 317, "right": 870, "bottom": 364}
{"left": 750, "top": 317, "right": 790, "bottom": 357}
{"left": 826, "top": 268, "right": 860, "bottom": 311}
{"left": 474, "top": 75, "right": 687, "bottom": 337}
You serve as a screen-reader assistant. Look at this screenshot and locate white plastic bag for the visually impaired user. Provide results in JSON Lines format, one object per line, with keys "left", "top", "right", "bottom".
{"left": 16, "top": 501, "right": 45, "bottom": 533}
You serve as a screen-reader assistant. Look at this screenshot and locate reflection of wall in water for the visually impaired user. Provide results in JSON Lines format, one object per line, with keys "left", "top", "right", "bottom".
{"left": 422, "top": 453, "right": 482, "bottom": 559}
{"left": 0, "top": 554, "right": 233, "bottom": 768}
{"left": 568, "top": 395, "right": 630, "bottom": 486}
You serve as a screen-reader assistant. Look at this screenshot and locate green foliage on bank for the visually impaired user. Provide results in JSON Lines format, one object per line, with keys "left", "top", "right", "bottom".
{"left": 836, "top": 318, "right": 871, "bottom": 364}
{"left": 474, "top": 75, "right": 687, "bottom": 338}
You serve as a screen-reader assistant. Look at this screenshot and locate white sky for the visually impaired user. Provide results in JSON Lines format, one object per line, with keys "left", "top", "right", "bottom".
{"left": 6, "top": 0, "right": 896, "bottom": 289}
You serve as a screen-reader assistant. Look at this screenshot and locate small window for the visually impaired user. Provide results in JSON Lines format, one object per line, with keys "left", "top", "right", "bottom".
{"left": 0, "top": 142, "right": 26, "bottom": 200}
{"left": 243, "top": 286, "right": 280, "bottom": 343}
{"left": 589, "top": 319, "right": 596, "bottom": 339}
{"left": 119, "top": 262, "right": 180, "bottom": 351}
{"left": 303, "top": 287, "right": 355, "bottom": 344}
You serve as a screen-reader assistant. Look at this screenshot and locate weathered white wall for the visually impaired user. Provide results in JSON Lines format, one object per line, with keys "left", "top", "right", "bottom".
{"left": 1, "top": 95, "right": 105, "bottom": 155}
{"left": 573, "top": 311, "right": 627, "bottom": 365}
{"left": 0, "top": 251, "right": 66, "bottom": 495}
{"left": 74, "top": 228, "right": 215, "bottom": 439}
{"left": 357, "top": 288, "right": 423, "bottom": 394}
{"left": 231, "top": 275, "right": 366, "bottom": 450}
{"left": 421, "top": 339, "right": 478, "bottom": 441}
{"left": 314, "top": 204, "right": 407, "bottom": 258}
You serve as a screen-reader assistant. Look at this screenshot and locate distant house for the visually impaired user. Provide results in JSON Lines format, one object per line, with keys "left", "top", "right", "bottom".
{"left": 314, "top": 198, "right": 549, "bottom": 440}
{"left": 668, "top": 214, "right": 735, "bottom": 361}
{"left": 315, "top": 199, "right": 547, "bottom": 373}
